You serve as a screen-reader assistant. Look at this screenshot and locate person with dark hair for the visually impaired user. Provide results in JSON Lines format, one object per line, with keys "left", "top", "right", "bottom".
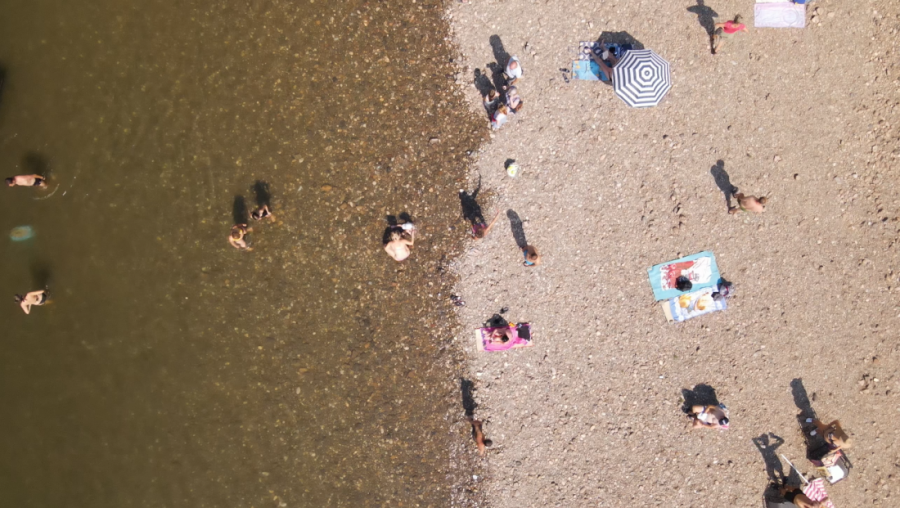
{"left": 729, "top": 193, "right": 767, "bottom": 214}
{"left": 689, "top": 403, "right": 729, "bottom": 429}
{"left": 712, "top": 14, "right": 749, "bottom": 54}
{"left": 15, "top": 289, "right": 48, "bottom": 314}
{"left": 228, "top": 224, "right": 252, "bottom": 250}
{"left": 384, "top": 223, "right": 415, "bottom": 261}
{"left": 779, "top": 485, "right": 827, "bottom": 508}
{"left": 467, "top": 417, "right": 493, "bottom": 456}
{"left": 504, "top": 86, "right": 523, "bottom": 113}
{"left": 523, "top": 245, "right": 541, "bottom": 267}
{"left": 5, "top": 174, "right": 47, "bottom": 187}
{"left": 250, "top": 204, "right": 274, "bottom": 221}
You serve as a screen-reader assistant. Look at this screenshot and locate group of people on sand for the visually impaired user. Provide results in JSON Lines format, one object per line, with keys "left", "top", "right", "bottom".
{"left": 482, "top": 56, "right": 524, "bottom": 130}
{"left": 6, "top": 171, "right": 50, "bottom": 314}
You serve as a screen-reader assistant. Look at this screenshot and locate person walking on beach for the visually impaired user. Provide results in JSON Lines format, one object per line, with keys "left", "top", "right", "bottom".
{"left": 15, "top": 288, "right": 49, "bottom": 314}
{"left": 712, "top": 15, "right": 748, "bottom": 54}
{"left": 228, "top": 224, "right": 252, "bottom": 250}
{"left": 689, "top": 403, "right": 729, "bottom": 429}
{"left": 384, "top": 223, "right": 415, "bottom": 261}
{"left": 5, "top": 174, "right": 47, "bottom": 188}
{"left": 728, "top": 193, "right": 767, "bottom": 214}
{"left": 466, "top": 417, "right": 492, "bottom": 456}
{"left": 523, "top": 245, "right": 541, "bottom": 266}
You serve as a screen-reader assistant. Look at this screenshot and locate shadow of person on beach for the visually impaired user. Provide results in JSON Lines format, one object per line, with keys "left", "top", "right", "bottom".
{"left": 460, "top": 378, "right": 478, "bottom": 418}
{"left": 687, "top": 0, "right": 719, "bottom": 36}
{"left": 752, "top": 433, "right": 787, "bottom": 485}
{"left": 473, "top": 68, "right": 495, "bottom": 97}
{"left": 680, "top": 383, "right": 720, "bottom": 414}
{"left": 459, "top": 176, "right": 486, "bottom": 228}
{"left": 252, "top": 180, "right": 272, "bottom": 208}
{"left": 486, "top": 35, "right": 513, "bottom": 94}
{"left": 232, "top": 195, "right": 249, "bottom": 225}
{"left": 790, "top": 378, "right": 833, "bottom": 460}
{"left": 506, "top": 209, "right": 528, "bottom": 249}
{"left": 710, "top": 160, "right": 738, "bottom": 211}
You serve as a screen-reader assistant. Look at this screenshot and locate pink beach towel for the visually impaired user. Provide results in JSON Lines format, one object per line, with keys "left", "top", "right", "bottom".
{"left": 474, "top": 324, "right": 533, "bottom": 352}
{"left": 803, "top": 479, "right": 835, "bottom": 508}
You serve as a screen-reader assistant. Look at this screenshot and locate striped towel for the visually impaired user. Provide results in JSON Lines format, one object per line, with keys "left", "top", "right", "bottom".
{"left": 803, "top": 479, "right": 835, "bottom": 508}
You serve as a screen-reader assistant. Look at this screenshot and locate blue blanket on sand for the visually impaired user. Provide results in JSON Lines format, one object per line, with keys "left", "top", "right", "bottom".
{"left": 647, "top": 251, "right": 720, "bottom": 301}
{"left": 572, "top": 42, "right": 632, "bottom": 81}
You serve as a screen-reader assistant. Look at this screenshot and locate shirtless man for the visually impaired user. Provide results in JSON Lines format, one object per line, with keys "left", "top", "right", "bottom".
{"left": 384, "top": 224, "right": 415, "bottom": 262}
{"left": 6, "top": 174, "right": 47, "bottom": 187}
{"left": 228, "top": 224, "right": 252, "bottom": 250}
{"left": 729, "top": 193, "right": 767, "bottom": 214}
{"left": 250, "top": 204, "right": 274, "bottom": 221}
{"left": 15, "top": 289, "right": 49, "bottom": 314}
{"left": 466, "top": 417, "right": 493, "bottom": 456}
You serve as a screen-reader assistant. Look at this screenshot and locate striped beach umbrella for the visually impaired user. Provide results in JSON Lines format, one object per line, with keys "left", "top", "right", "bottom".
{"left": 612, "top": 49, "right": 671, "bottom": 108}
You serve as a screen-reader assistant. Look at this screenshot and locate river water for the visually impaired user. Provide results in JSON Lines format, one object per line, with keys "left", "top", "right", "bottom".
{"left": 0, "top": 0, "right": 483, "bottom": 506}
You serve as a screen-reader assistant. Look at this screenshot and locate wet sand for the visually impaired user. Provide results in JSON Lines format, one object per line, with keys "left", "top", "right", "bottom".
{"left": 447, "top": 0, "right": 900, "bottom": 506}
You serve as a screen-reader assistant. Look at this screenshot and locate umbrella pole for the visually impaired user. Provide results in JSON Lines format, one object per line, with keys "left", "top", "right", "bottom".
{"left": 781, "top": 454, "right": 810, "bottom": 486}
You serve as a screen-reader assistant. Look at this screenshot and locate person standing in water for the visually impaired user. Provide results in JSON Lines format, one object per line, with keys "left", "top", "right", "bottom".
{"left": 384, "top": 223, "right": 415, "bottom": 261}
{"left": 250, "top": 204, "right": 274, "bottom": 221}
{"left": 15, "top": 288, "right": 49, "bottom": 314}
{"left": 228, "top": 224, "right": 252, "bottom": 250}
{"left": 5, "top": 174, "right": 47, "bottom": 187}
{"left": 466, "top": 417, "right": 492, "bottom": 456}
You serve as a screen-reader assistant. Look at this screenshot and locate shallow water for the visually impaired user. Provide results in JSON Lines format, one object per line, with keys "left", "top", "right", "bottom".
{"left": 0, "top": 0, "right": 483, "bottom": 506}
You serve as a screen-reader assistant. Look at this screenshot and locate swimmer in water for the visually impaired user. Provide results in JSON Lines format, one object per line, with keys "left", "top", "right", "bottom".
{"left": 14, "top": 289, "right": 49, "bottom": 314}
{"left": 5, "top": 174, "right": 47, "bottom": 188}
{"left": 250, "top": 204, "right": 274, "bottom": 221}
{"left": 384, "top": 224, "right": 415, "bottom": 262}
{"left": 466, "top": 417, "right": 493, "bottom": 456}
{"left": 228, "top": 224, "right": 252, "bottom": 250}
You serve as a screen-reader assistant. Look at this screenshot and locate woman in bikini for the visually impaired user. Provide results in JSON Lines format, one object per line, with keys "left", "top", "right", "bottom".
{"left": 250, "top": 204, "right": 274, "bottom": 221}
{"left": 228, "top": 224, "right": 252, "bottom": 250}
{"left": 689, "top": 403, "right": 729, "bottom": 430}
{"left": 15, "top": 288, "right": 49, "bottom": 314}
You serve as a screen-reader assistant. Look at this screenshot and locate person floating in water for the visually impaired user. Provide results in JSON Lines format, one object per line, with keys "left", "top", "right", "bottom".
{"left": 15, "top": 288, "right": 49, "bottom": 314}
{"left": 466, "top": 417, "right": 492, "bottom": 456}
{"left": 5, "top": 174, "right": 47, "bottom": 188}
{"left": 228, "top": 224, "right": 252, "bottom": 251}
{"left": 250, "top": 204, "right": 274, "bottom": 221}
{"left": 384, "top": 222, "right": 415, "bottom": 262}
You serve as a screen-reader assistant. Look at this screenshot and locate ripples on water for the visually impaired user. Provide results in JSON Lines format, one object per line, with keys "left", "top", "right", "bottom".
{"left": 0, "top": 0, "right": 484, "bottom": 506}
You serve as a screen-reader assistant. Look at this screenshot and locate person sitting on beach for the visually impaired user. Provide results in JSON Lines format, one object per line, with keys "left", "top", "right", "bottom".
{"left": 689, "top": 404, "right": 729, "bottom": 429}
{"left": 467, "top": 417, "right": 493, "bottom": 456}
{"left": 384, "top": 223, "right": 415, "bottom": 262}
{"left": 523, "top": 245, "right": 542, "bottom": 267}
{"left": 712, "top": 15, "right": 748, "bottom": 55}
{"left": 250, "top": 204, "right": 274, "bottom": 221}
{"left": 489, "top": 326, "right": 516, "bottom": 345}
{"left": 808, "top": 419, "right": 851, "bottom": 451}
{"left": 589, "top": 42, "right": 619, "bottom": 83}
{"left": 228, "top": 224, "right": 252, "bottom": 250}
{"left": 779, "top": 486, "right": 827, "bottom": 508}
{"left": 15, "top": 289, "right": 48, "bottom": 314}
{"left": 490, "top": 104, "right": 509, "bottom": 131}
{"left": 728, "top": 193, "right": 767, "bottom": 214}
{"left": 5, "top": 174, "right": 47, "bottom": 187}
{"left": 504, "top": 86, "right": 523, "bottom": 113}
{"left": 502, "top": 56, "right": 522, "bottom": 86}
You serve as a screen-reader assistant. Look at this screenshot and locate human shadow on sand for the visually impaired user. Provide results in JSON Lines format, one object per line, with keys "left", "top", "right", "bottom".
{"left": 710, "top": 160, "right": 739, "bottom": 211}
{"left": 752, "top": 433, "right": 787, "bottom": 484}
{"left": 506, "top": 209, "right": 528, "bottom": 249}
{"left": 460, "top": 378, "right": 478, "bottom": 418}
{"left": 681, "top": 383, "right": 720, "bottom": 414}
{"left": 459, "top": 177, "right": 486, "bottom": 228}
{"left": 687, "top": 0, "right": 719, "bottom": 36}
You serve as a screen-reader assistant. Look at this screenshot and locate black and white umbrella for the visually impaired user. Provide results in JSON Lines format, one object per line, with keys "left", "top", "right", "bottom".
{"left": 612, "top": 49, "right": 671, "bottom": 108}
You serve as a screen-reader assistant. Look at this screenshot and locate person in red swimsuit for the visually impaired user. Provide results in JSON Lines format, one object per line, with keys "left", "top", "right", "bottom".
{"left": 712, "top": 15, "right": 748, "bottom": 54}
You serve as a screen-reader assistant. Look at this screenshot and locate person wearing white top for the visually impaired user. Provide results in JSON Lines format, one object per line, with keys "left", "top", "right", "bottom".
{"left": 503, "top": 56, "right": 522, "bottom": 86}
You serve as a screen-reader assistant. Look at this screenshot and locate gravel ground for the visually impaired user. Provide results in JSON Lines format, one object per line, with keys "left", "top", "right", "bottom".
{"left": 445, "top": 1, "right": 900, "bottom": 506}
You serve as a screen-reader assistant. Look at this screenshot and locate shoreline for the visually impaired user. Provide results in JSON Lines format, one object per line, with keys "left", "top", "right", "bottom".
{"left": 446, "top": 0, "right": 900, "bottom": 507}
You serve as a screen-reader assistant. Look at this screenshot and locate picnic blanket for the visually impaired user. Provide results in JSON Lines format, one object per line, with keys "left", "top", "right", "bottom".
{"left": 647, "top": 251, "right": 720, "bottom": 301}
{"left": 572, "top": 60, "right": 608, "bottom": 81}
{"left": 803, "top": 479, "right": 835, "bottom": 508}
{"left": 661, "top": 286, "right": 727, "bottom": 322}
{"left": 755, "top": 2, "right": 806, "bottom": 28}
{"left": 475, "top": 323, "right": 533, "bottom": 352}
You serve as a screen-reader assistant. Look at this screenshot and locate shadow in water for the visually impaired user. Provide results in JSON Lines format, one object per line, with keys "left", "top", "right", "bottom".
{"left": 506, "top": 209, "right": 528, "bottom": 249}
{"left": 0, "top": 65, "right": 6, "bottom": 104}
{"left": 710, "top": 159, "right": 738, "bottom": 210}
{"left": 687, "top": 0, "right": 719, "bottom": 36}
{"left": 460, "top": 378, "right": 477, "bottom": 418}
{"left": 30, "top": 260, "right": 52, "bottom": 289}
{"left": 232, "top": 195, "right": 249, "bottom": 225}
{"left": 252, "top": 180, "right": 272, "bottom": 208}
{"left": 680, "top": 383, "right": 720, "bottom": 413}
{"left": 458, "top": 177, "right": 485, "bottom": 227}
{"left": 22, "top": 151, "right": 50, "bottom": 178}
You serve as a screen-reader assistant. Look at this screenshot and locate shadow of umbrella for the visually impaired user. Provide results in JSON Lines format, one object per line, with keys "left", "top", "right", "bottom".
{"left": 596, "top": 31, "right": 645, "bottom": 50}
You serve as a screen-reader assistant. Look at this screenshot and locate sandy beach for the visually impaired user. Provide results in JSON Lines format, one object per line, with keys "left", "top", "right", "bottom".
{"left": 445, "top": 0, "right": 900, "bottom": 506}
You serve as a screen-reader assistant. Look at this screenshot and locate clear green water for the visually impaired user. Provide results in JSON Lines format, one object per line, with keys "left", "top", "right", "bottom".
{"left": 0, "top": 0, "right": 483, "bottom": 506}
